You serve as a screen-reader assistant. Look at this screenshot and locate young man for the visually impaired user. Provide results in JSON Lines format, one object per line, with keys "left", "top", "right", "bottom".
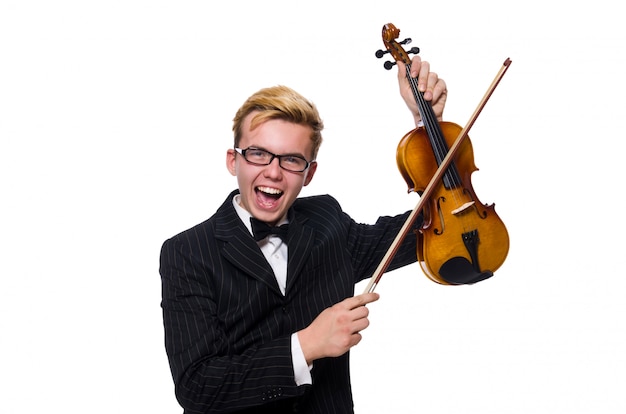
{"left": 160, "top": 56, "right": 447, "bottom": 413}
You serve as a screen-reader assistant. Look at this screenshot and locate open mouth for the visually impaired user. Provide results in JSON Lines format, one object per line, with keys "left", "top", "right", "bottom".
{"left": 256, "top": 186, "right": 283, "bottom": 205}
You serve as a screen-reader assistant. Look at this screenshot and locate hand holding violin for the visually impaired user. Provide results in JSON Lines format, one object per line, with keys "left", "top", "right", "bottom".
{"left": 397, "top": 56, "right": 448, "bottom": 127}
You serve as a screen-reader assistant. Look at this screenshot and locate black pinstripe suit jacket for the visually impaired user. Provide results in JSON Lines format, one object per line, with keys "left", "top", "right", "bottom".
{"left": 160, "top": 190, "right": 418, "bottom": 413}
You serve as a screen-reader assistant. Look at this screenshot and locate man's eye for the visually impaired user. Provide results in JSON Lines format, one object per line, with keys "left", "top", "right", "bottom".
{"left": 248, "top": 149, "right": 267, "bottom": 158}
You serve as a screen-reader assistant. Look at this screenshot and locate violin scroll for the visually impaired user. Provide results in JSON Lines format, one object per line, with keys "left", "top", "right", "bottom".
{"left": 375, "top": 24, "right": 420, "bottom": 70}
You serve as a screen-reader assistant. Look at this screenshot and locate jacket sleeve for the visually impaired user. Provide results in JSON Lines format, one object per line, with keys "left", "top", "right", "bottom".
{"left": 325, "top": 196, "right": 419, "bottom": 282}
{"left": 350, "top": 209, "right": 420, "bottom": 279}
{"left": 293, "top": 194, "right": 419, "bottom": 284}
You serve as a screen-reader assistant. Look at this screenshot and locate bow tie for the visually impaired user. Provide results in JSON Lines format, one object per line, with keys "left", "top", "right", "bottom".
{"left": 250, "top": 217, "right": 289, "bottom": 241}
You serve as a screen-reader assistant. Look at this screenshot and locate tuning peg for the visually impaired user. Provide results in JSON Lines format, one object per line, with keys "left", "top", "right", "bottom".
{"left": 375, "top": 49, "right": 389, "bottom": 58}
{"left": 407, "top": 46, "right": 420, "bottom": 55}
{"left": 383, "top": 61, "right": 396, "bottom": 70}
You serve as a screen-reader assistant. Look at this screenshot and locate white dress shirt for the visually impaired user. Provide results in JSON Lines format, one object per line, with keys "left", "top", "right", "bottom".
{"left": 232, "top": 195, "right": 312, "bottom": 385}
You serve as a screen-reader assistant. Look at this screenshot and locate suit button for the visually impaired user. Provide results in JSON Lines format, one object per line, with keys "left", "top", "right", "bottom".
{"left": 263, "top": 387, "right": 283, "bottom": 400}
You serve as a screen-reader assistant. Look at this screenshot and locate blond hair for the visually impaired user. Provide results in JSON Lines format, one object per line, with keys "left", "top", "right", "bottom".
{"left": 232, "top": 85, "right": 324, "bottom": 159}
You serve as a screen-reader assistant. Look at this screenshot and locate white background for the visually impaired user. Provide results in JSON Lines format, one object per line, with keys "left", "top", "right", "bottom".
{"left": 2, "top": 1, "right": 624, "bottom": 413}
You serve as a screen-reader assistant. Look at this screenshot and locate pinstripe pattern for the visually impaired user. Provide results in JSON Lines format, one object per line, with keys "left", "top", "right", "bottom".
{"left": 160, "top": 190, "right": 418, "bottom": 413}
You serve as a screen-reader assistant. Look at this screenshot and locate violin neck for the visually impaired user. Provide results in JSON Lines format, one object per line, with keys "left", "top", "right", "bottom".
{"left": 405, "top": 64, "right": 461, "bottom": 190}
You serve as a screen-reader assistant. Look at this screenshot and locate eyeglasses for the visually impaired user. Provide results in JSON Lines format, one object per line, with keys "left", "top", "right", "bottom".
{"left": 234, "top": 147, "right": 314, "bottom": 172}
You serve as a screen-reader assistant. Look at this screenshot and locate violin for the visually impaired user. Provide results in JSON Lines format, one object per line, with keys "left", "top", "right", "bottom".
{"left": 364, "top": 24, "right": 511, "bottom": 291}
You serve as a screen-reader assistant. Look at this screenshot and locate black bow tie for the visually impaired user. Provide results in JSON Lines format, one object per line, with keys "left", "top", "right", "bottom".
{"left": 250, "top": 217, "right": 289, "bottom": 241}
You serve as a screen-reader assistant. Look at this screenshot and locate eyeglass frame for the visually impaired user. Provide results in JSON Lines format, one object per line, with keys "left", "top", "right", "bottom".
{"left": 234, "top": 147, "right": 315, "bottom": 172}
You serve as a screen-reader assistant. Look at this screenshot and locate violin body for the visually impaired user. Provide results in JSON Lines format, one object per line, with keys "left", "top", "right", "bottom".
{"left": 397, "top": 122, "right": 509, "bottom": 285}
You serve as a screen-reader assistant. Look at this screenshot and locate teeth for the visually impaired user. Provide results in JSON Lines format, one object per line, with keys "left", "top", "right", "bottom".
{"left": 257, "top": 186, "right": 283, "bottom": 195}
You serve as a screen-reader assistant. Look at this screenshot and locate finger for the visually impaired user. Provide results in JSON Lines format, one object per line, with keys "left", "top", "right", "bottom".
{"left": 433, "top": 78, "right": 448, "bottom": 101}
{"left": 422, "top": 72, "right": 441, "bottom": 101}
{"left": 350, "top": 332, "right": 363, "bottom": 348}
{"left": 409, "top": 55, "right": 423, "bottom": 78}
{"left": 345, "top": 293, "right": 380, "bottom": 309}
{"left": 351, "top": 307, "right": 371, "bottom": 327}
{"left": 417, "top": 61, "right": 431, "bottom": 93}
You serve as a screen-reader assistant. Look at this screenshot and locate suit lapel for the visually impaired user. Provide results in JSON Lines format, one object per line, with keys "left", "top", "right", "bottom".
{"left": 214, "top": 194, "right": 283, "bottom": 296}
{"left": 285, "top": 212, "right": 315, "bottom": 293}
{"left": 213, "top": 191, "right": 317, "bottom": 296}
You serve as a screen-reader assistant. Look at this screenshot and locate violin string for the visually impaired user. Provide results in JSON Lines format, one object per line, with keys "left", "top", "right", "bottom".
{"left": 406, "top": 65, "right": 470, "bottom": 231}
{"left": 405, "top": 65, "right": 461, "bottom": 188}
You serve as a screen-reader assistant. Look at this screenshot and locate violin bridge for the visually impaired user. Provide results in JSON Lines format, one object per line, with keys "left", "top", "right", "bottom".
{"left": 451, "top": 201, "right": 475, "bottom": 215}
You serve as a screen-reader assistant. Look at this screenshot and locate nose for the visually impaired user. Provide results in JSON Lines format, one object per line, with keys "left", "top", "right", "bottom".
{"left": 263, "top": 156, "right": 283, "bottom": 178}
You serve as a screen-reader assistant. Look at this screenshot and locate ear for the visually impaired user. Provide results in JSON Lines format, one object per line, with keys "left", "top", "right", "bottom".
{"left": 303, "top": 161, "right": 318, "bottom": 186}
{"left": 226, "top": 149, "right": 237, "bottom": 176}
